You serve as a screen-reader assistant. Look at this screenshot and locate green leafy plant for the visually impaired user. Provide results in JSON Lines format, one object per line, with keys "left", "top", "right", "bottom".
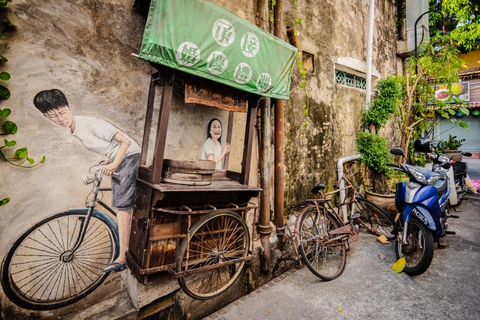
{"left": 429, "top": 0, "right": 480, "bottom": 52}
{"left": 435, "top": 134, "right": 465, "bottom": 151}
{"left": 0, "top": 0, "right": 44, "bottom": 206}
{"left": 355, "top": 131, "right": 393, "bottom": 195}
{"left": 356, "top": 77, "right": 399, "bottom": 195}
{"left": 362, "top": 77, "right": 401, "bottom": 133}
{"left": 395, "top": 34, "right": 469, "bottom": 162}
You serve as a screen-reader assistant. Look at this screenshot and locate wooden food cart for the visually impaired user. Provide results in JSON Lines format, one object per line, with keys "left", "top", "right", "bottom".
{"left": 126, "top": 0, "right": 297, "bottom": 300}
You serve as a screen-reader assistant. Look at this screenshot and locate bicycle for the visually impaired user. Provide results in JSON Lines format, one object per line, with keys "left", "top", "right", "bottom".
{"left": 1, "top": 164, "right": 121, "bottom": 310}
{"left": 1, "top": 164, "right": 254, "bottom": 309}
{"left": 284, "top": 167, "right": 395, "bottom": 280}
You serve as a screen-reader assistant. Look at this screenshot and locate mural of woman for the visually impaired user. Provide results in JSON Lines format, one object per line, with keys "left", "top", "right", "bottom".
{"left": 200, "top": 118, "right": 230, "bottom": 170}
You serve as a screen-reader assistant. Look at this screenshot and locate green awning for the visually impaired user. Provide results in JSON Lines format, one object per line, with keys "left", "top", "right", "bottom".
{"left": 139, "top": 0, "right": 298, "bottom": 100}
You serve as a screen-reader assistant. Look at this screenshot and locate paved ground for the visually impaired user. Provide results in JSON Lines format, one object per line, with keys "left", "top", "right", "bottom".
{"left": 464, "top": 158, "right": 480, "bottom": 180}
{"left": 205, "top": 161, "right": 480, "bottom": 320}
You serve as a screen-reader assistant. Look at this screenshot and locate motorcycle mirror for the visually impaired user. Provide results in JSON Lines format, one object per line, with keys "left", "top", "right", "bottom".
{"left": 442, "top": 163, "right": 452, "bottom": 169}
{"left": 390, "top": 148, "right": 404, "bottom": 156}
{"left": 413, "top": 138, "right": 432, "bottom": 153}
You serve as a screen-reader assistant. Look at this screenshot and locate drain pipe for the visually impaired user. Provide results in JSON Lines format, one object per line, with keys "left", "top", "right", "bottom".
{"left": 337, "top": 154, "right": 362, "bottom": 222}
{"left": 273, "top": 0, "right": 286, "bottom": 231}
{"left": 365, "top": 0, "right": 375, "bottom": 110}
{"left": 258, "top": 0, "right": 271, "bottom": 270}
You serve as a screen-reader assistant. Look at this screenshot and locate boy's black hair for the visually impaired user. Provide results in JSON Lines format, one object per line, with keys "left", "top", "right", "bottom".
{"left": 33, "top": 89, "right": 69, "bottom": 113}
{"left": 206, "top": 118, "right": 222, "bottom": 143}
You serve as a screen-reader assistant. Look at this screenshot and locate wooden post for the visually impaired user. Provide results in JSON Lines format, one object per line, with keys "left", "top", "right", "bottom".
{"left": 241, "top": 96, "right": 260, "bottom": 185}
{"left": 151, "top": 68, "right": 176, "bottom": 184}
{"left": 223, "top": 111, "right": 234, "bottom": 170}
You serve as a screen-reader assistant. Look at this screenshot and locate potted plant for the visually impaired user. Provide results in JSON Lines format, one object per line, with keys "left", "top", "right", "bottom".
{"left": 435, "top": 134, "right": 465, "bottom": 161}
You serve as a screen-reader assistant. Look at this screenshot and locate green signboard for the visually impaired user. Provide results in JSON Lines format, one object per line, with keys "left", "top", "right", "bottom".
{"left": 139, "top": 0, "right": 298, "bottom": 100}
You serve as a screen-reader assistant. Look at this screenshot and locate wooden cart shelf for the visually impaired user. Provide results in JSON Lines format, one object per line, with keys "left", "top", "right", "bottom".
{"left": 137, "top": 177, "right": 262, "bottom": 193}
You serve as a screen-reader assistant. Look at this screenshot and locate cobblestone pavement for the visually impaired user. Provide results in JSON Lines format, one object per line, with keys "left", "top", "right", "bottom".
{"left": 205, "top": 194, "right": 480, "bottom": 320}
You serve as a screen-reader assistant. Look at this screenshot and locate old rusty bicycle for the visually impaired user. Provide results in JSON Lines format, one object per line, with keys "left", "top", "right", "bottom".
{"left": 282, "top": 167, "right": 395, "bottom": 280}
{"left": 1, "top": 163, "right": 254, "bottom": 309}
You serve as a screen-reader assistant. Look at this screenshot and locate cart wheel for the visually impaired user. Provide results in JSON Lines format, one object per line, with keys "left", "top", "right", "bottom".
{"left": 176, "top": 211, "right": 250, "bottom": 300}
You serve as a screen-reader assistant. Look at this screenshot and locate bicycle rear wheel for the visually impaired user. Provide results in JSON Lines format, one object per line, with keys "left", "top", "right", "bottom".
{"left": 176, "top": 211, "right": 250, "bottom": 300}
{"left": 1, "top": 211, "right": 118, "bottom": 310}
{"left": 354, "top": 197, "right": 395, "bottom": 237}
{"left": 298, "top": 209, "right": 346, "bottom": 281}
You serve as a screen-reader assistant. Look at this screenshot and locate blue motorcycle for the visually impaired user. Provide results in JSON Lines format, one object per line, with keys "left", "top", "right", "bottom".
{"left": 389, "top": 141, "right": 453, "bottom": 275}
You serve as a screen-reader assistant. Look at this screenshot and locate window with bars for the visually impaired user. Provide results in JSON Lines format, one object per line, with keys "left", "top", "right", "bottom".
{"left": 335, "top": 69, "right": 366, "bottom": 90}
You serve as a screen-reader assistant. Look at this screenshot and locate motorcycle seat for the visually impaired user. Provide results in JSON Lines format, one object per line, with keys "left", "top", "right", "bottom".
{"left": 452, "top": 161, "right": 467, "bottom": 176}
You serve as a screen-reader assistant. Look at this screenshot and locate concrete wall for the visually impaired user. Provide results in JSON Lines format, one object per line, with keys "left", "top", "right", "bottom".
{"left": 282, "top": 0, "right": 401, "bottom": 201}
{"left": 0, "top": 0, "right": 400, "bottom": 318}
{"left": 0, "top": 1, "right": 149, "bottom": 318}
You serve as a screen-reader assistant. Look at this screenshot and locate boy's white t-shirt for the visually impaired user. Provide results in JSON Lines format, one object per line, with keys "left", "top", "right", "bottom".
{"left": 72, "top": 115, "right": 141, "bottom": 161}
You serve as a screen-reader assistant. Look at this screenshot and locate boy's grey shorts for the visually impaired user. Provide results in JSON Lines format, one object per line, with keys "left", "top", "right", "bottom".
{"left": 111, "top": 153, "right": 140, "bottom": 210}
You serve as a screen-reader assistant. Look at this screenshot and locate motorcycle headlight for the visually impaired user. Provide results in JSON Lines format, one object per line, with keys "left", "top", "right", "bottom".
{"left": 437, "top": 155, "right": 450, "bottom": 163}
{"left": 409, "top": 168, "right": 426, "bottom": 183}
{"left": 426, "top": 175, "right": 440, "bottom": 184}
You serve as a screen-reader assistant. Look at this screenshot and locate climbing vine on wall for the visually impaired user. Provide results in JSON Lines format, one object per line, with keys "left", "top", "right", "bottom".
{"left": 291, "top": 0, "right": 310, "bottom": 135}
{"left": 0, "top": 0, "right": 45, "bottom": 206}
{"left": 271, "top": 0, "right": 309, "bottom": 134}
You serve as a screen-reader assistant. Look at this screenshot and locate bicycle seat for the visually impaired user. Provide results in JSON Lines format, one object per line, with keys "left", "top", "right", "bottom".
{"left": 311, "top": 184, "right": 325, "bottom": 194}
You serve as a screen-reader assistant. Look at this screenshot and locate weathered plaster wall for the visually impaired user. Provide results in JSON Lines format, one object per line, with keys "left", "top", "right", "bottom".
{"left": 0, "top": 1, "right": 150, "bottom": 318}
{"left": 1, "top": 0, "right": 259, "bottom": 318}
{"left": 1, "top": 0, "right": 400, "bottom": 318}
{"left": 283, "top": 0, "right": 401, "bottom": 202}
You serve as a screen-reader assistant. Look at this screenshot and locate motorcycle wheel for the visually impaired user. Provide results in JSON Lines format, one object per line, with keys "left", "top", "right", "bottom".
{"left": 395, "top": 217, "right": 434, "bottom": 276}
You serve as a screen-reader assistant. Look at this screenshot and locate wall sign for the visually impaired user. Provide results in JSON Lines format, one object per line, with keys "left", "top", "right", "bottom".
{"left": 435, "top": 82, "right": 470, "bottom": 102}
{"left": 139, "top": 0, "right": 298, "bottom": 100}
{"left": 185, "top": 75, "right": 247, "bottom": 112}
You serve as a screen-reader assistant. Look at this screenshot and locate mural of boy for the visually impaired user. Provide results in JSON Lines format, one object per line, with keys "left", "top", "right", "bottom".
{"left": 33, "top": 89, "right": 140, "bottom": 273}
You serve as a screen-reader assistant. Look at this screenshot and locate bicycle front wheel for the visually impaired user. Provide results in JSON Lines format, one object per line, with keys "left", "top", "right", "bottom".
{"left": 176, "top": 211, "right": 250, "bottom": 300}
{"left": 354, "top": 197, "right": 395, "bottom": 237}
{"left": 1, "top": 211, "right": 118, "bottom": 310}
{"left": 298, "top": 209, "right": 346, "bottom": 281}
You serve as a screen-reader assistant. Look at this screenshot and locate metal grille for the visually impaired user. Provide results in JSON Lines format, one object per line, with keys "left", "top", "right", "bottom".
{"left": 335, "top": 69, "right": 366, "bottom": 89}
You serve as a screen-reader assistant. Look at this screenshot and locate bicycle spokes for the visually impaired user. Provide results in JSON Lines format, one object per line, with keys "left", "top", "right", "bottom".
{"left": 3, "top": 212, "right": 117, "bottom": 309}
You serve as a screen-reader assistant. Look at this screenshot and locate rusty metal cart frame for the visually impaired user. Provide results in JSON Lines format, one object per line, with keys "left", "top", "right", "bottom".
{"left": 126, "top": 65, "right": 262, "bottom": 300}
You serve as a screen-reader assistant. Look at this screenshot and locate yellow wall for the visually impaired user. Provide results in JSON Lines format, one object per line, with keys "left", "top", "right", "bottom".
{"left": 460, "top": 48, "right": 480, "bottom": 69}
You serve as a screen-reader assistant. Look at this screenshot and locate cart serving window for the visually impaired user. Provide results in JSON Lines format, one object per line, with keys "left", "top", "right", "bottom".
{"left": 127, "top": 0, "right": 297, "bottom": 299}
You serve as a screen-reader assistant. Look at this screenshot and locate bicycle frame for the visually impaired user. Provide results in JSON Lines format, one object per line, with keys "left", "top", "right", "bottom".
{"left": 321, "top": 174, "right": 361, "bottom": 223}
{"left": 65, "top": 170, "right": 119, "bottom": 260}
{"left": 284, "top": 171, "right": 360, "bottom": 250}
